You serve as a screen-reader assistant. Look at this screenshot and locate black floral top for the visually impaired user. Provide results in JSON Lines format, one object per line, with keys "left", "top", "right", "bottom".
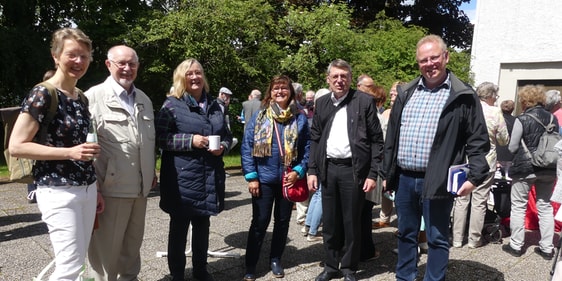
{"left": 21, "top": 85, "right": 96, "bottom": 186}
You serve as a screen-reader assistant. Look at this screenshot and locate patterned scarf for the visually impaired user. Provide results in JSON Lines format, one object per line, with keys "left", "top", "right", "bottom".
{"left": 253, "top": 102, "right": 299, "bottom": 167}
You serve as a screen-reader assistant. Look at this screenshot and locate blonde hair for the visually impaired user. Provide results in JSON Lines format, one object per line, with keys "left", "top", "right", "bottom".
{"left": 169, "top": 58, "right": 210, "bottom": 98}
{"left": 416, "top": 34, "right": 447, "bottom": 57}
{"left": 518, "top": 85, "right": 546, "bottom": 110}
{"left": 50, "top": 28, "right": 92, "bottom": 61}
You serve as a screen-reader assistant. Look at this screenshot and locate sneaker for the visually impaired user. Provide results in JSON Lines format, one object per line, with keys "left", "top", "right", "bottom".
{"left": 452, "top": 241, "right": 463, "bottom": 248}
{"left": 534, "top": 247, "right": 554, "bottom": 260}
{"left": 27, "top": 190, "right": 37, "bottom": 204}
{"left": 502, "top": 244, "right": 522, "bottom": 257}
{"left": 467, "top": 240, "right": 482, "bottom": 249}
{"left": 307, "top": 233, "right": 323, "bottom": 242}
{"left": 301, "top": 225, "right": 310, "bottom": 236}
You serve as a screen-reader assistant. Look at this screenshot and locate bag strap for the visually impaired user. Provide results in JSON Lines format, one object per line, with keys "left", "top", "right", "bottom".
{"left": 274, "top": 122, "right": 284, "bottom": 158}
{"left": 525, "top": 112, "right": 553, "bottom": 130}
{"left": 35, "top": 82, "right": 88, "bottom": 144}
{"left": 36, "top": 82, "right": 59, "bottom": 144}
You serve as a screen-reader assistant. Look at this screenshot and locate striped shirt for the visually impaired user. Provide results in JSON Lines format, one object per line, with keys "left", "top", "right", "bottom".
{"left": 397, "top": 76, "right": 451, "bottom": 171}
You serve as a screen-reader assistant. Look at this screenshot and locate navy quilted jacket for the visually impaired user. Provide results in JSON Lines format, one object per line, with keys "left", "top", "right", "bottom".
{"left": 156, "top": 93, "right": 232, "bottom": 216}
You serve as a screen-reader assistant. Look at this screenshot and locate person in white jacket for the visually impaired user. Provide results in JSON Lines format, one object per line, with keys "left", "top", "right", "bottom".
{"left": 85, "top": 45, "right": 157, "bottom": 281}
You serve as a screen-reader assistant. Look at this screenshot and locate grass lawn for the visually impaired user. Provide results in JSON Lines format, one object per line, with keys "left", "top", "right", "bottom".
{"left": 0, "top": 165, "right": 7, "bottom": 179}
{"left": 223, "top": 152, "right": 242, "bottom": 169}
{"left": 0, "top": 152, "right": 242, "bottom": 180}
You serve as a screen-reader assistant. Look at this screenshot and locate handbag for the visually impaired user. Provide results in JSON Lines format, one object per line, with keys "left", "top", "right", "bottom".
{"left": 7, "top": 153, "right": 34, "bottom": 183}
{"left": 282, "top": 166, "right": 309, "bottom": 203}
{"left": 274, "top": 122, "right": 309, "bottom": 203}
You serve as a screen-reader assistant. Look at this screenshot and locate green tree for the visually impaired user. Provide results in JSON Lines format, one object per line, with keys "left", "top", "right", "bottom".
{"left": 0, "top": 0, "right": 475, "bottom": 111}
{"left": 329, "top": 0, "right": 474, "bottom": 49}
{"left": 351, "top": 13, "right": 426, "bottom": 90}
{"left": 139, "top": 0, "right": 287, "bottom": 144}
{"left": 278, "top": 3, "right": 357, "bottom": 91}
{"left": 0, "top": 0, "right": 78, "bottom": 106}
{"left": 139, "top": 0, "right": 286, "bottom": 107}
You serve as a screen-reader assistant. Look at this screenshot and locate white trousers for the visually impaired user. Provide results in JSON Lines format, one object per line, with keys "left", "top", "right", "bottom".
{"left": 36, "top": 182, "right": 97, "bottom": 281}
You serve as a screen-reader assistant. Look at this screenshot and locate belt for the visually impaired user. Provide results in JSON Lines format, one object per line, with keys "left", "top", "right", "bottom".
{"left": 327, "top": 158, "right": 352, "bottom": 165}
{"left": 399, "top": 168, "right": 425, "bottom": 178}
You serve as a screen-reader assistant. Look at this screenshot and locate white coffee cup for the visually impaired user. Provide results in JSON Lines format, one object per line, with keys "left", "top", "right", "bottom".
{"left": 208, "top": 135, "right": 220, "bottom": 150}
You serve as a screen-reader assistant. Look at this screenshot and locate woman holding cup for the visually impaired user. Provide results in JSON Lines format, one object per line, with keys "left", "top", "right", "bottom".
{"left": 155, "top": 58, "right": 232, "bottom": 281}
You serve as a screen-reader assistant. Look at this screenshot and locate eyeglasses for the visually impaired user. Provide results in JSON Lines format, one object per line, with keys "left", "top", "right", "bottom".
{"left": 417, "top": 52, "right": 446, "bottom": 66}
{"left": 329, "top": 74, "right": 349, "bottom": 81}
{"left": 65, "top": 52, "right": 91, "bottom": 62}
{"left": 110, "top": 60, "right": 139, "bottom": 69}
{"left": 272, "top": 86, "right": 289, "bottom": 92}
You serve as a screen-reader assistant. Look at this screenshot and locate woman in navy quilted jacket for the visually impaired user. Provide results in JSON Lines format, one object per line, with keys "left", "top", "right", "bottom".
{"left": 241, "top": 75, "right": 310, "bottom": 281}
{"left": 155, "top": 58, "right": 232, "bottom": 281}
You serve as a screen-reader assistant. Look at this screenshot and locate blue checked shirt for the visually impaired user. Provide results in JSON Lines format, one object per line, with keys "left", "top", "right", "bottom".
{"left": 397, "top": 76, "right": 451, "bottom": 171}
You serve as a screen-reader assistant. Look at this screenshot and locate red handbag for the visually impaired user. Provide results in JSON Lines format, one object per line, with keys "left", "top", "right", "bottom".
{"left": 275, "top": 122, "right": 309, "bottom": 203}
{"left": 282, "top": 167, "right": 309, "bottom": 203}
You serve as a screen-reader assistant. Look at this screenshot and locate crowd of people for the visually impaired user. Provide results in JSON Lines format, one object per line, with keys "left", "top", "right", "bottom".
{"left": 8, "top": 27, "right": 562, "bottom": 281}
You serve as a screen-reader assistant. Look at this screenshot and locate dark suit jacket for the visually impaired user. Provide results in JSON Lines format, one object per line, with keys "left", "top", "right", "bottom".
{"left": 308, "top": 89, "right": 384, "bottom": 185}
{"left": 242, "top": 99, "right": 262, "bottom": 125}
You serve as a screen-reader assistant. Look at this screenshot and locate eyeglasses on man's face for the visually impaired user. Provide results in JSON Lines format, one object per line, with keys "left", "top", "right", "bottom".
{"left": 110, "top": 60, "right": 139, "bottom": 69}
{"left": 417, "top": 52, "right": 447, "bottom": 66}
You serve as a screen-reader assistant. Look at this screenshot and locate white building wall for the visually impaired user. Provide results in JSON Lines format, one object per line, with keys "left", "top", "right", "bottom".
{"left": 470, "top": 0, "right": 562, "bottom": 102}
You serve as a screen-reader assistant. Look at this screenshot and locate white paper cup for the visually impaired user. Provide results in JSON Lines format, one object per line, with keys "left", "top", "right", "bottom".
{"left": 208, "top": 135, "right": 220, "bottom": 150}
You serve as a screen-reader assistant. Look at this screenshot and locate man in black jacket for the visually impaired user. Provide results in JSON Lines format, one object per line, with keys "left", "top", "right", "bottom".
{"left": 308, "top": 59, "right": 384, "bottom": 281}
{"left": 383, "top": 35, "right": 490, "bottom": 281}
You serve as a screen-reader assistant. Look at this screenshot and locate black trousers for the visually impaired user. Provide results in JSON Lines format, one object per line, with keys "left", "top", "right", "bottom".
{"left": 360, "top": 199, "right": 376, "bottom": 260}
{"left": 167, "top": 213, "right": 210, "bottom": 280}
{"left": 322, "top": 161, "right": 365, "bottom": 274}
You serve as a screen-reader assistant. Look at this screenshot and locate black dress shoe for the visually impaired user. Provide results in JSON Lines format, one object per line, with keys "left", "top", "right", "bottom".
{"left": 343, "top": 273, "right": 357, "bottom": 281}
{"left": 193, "top": 270, "right": 215, "bottom": 281}
{"left": 315, "top": 270, "right": 339, "bottom": 281}
{"left": 243, "top": 273, "right": 256, "bottom": 281}
{"left": 270, "top": 260, "right": 284, "bottom": 278}
{"left": 534, "top": 247, "right": 554, "bottom": 260}
{"left": 502, "top": 244, "right": 522, "bottom": 257}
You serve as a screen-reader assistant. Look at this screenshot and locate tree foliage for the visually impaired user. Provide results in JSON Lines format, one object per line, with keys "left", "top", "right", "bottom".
{"left": 0, "top": 0, "right": 474, "bottom": 112}
{"left": 278, "top": 3, "right": 357, "bottom": 91}
{"left": 326, "top": 0, "right": 474, "bottom": 49}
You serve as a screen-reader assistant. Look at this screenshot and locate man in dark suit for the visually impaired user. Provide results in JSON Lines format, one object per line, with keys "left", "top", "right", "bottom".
{"left": 308, "top": 59, "right": 384, "bottom": 281}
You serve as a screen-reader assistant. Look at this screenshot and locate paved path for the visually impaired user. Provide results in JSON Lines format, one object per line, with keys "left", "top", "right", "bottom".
{"left": 0, "top": 169, "right": 558, "bottom": 281}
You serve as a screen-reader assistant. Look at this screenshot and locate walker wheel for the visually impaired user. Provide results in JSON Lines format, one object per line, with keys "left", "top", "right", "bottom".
{"left": 483, "top": 225, "right": 503, "bottom": 243}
